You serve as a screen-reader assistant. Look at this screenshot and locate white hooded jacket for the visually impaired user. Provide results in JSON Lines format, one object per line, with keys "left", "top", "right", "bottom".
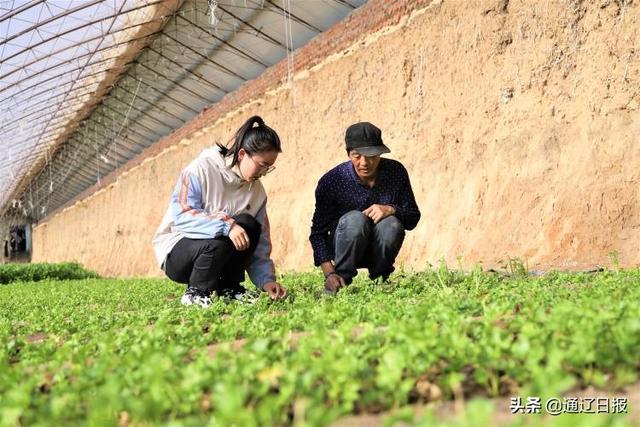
{"left": 152, "top": 147, "right": 275, "bottom": 289}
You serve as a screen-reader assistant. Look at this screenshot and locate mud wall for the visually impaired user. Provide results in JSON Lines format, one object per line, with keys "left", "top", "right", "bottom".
{"left": 32, "top": 0, "right": 640, "bottom": 276}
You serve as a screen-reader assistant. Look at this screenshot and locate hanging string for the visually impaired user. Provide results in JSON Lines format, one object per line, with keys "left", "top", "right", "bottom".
{"left": 8, "top": 147, "right": 15, "bottom": 180}
{"left": 111, "top": 78, "right": 142, "bottom": 171}
{"left": 111, "top": 110, "right": 117, "bottom": 165}
{"left": 95, "top": 122, "right": 110, "bottom": 166}
{"left": 283, "top": 0, "right": 294, "bottom": 87}
{"left": 38, "top": 148, "right": 54, "bottom": 219}
{"left": 12, "top": 120, "right": 24, "bottom": 192}
{"left": 208, "top": 0, "right": 219, "bottom": 26}
{"left": 59, "top": 144, "right": 82, "bottom": 187}
{"left": 96, "top": 140, "right": 101, "bottom": 185}
{"left": 27, "top": 184, "right": 33, "bottom": 218}
{"left": 46, "top": 149, "right": 53, "bottom": 194}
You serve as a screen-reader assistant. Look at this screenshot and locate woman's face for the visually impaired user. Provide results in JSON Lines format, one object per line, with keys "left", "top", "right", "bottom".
{"left": 237, "top": 148, "right": 278, "bottom": 181}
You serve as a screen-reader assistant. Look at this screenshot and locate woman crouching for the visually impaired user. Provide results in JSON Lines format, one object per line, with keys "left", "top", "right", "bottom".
{"left": 152, "top": 116, "right": 287, "bottom": 307}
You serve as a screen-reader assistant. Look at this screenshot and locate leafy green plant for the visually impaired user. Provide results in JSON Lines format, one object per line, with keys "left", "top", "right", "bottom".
{"left": 498, "top": 257, "right": 529, "bottom": 278}
{"left": 0, "top": 262, "right": 99, "bottom": 284}
{"left": 608, "top": 250, "right": 621, "bottom": 271}
{"left": 0, "top": 268, "right": 638, "bottom": 425}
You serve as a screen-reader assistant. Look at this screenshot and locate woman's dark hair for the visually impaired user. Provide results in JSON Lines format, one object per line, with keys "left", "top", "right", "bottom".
{"left": 217, "top": 116, "right": 282, "bottom": 166}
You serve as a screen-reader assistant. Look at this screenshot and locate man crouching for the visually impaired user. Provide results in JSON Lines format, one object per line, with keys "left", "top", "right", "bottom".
{"left": 309, "top": 122, "right": 421, "bottom": 294}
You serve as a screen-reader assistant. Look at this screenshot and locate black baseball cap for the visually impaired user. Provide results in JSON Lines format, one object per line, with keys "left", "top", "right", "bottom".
{"left": 345, "top": 122, "right": 390, "bottom": 156}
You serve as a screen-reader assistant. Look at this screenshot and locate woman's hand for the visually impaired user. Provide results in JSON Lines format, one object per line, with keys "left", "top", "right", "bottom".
{"left": 229, "top": 223, "right": 250, "bottom": 251}
{"left": 263, "top": 282, "right": 287, "bottom": 300}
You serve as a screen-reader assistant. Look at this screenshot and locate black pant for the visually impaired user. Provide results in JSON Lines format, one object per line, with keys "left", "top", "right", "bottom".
{"left": 334, "top": 210, "right": 405, "bottom": 284}
{"left": 164, "top": 213, "right": 261, "bottom": 295}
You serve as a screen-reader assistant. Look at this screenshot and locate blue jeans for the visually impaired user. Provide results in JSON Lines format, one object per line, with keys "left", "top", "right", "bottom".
{"left": 333, "top": 210, "right": 405, "bottom": 284}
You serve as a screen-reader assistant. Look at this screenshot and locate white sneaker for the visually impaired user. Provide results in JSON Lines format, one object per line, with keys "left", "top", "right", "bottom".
{"left": 180, "top": 288, "right": 212, "bottom": 307}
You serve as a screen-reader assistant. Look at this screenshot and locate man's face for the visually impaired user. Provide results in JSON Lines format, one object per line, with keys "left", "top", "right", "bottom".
{"left": 349, "top": 150, "right": 381, "bottom": 180}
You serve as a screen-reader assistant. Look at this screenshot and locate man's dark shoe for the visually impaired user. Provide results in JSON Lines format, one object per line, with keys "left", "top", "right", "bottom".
{"left": 371, "top": 273, "right": 399, "bottom": 286}
{"left": 218, "top": 282, "right": 245, "bottom": 297}
{"left": 324, "top": 286, "right": 337, "bottom": 296}
{"left": 218, "top": 282, "right": 256, "bottom": 304}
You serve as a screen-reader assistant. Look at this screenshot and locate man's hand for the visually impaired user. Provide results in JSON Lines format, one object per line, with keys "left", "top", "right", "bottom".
{"left": 229, "top": 223, "right": 250, "bottom": 251}
{"left": 362, "top": 204, "right": 396, "bottom": 224}
{"left": 324, "top": 272, "right": 345, "bottom": 293}
{"left": 263, "top": 282, "right": 287, "bottom": 300}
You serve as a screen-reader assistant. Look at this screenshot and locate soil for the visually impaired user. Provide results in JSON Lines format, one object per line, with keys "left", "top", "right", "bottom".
{"left": 332, "top": 382, "right": 640, "bottom": 426}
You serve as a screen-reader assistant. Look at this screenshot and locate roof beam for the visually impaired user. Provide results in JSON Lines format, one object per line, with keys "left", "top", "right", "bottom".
{"left": 0, "top": 0, "right": 166, "bottom": 63}
{"left": 0, "top": 0, "right": 45, "bottom": 24}
{"left": 0, "top": 0, "right": 104, "bottom": 47}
